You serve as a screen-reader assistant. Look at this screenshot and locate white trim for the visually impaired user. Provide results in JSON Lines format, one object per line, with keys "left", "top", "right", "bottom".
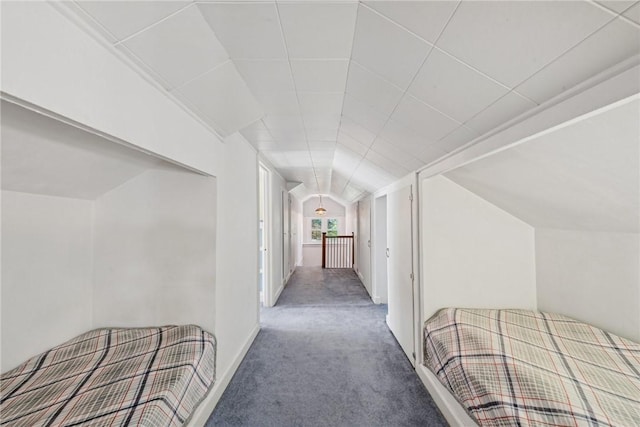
{"left": 272, "top": 284, "right": 285, "bottom": 306}
{"left": 186, "top": 324, "right": 260, "bottom": 427}
{"left": 372, "top": 296, "right": 382, "bottom": 304}
{"left": 416, "top": 364, "right": 478, "bottom": 427}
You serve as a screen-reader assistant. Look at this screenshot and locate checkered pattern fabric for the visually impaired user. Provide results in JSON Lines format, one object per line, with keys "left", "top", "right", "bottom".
{"left": 424, "top": 308, "right": 640, "bottom": 427}
{"left": 1, "top": 325, "right": 216, "bottom": 426}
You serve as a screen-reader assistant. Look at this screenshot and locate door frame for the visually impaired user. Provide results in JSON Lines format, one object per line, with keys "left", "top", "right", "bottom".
{"left": 258, "top": 163, "right": 272, "bottom": 307}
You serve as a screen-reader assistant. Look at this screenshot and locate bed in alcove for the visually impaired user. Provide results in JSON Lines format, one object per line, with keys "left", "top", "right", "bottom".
{"left": 1, "top": 100, "right": 218, "bottom": 425}
{"left": 416, "top": 94, "right": 640, "bottom": 426}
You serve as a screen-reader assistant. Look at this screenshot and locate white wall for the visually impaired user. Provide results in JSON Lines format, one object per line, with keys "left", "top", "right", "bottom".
{"left": 215, "top": 133, "right": 259, "bottom": 379}
{"left": 536, "top": 229, "right": 640, "bottom": 341}
{"left": 92, "top": 168, "right": 217, "bottom": 332}
{"left": 1, "top": 1, "right": 223, "bottom": 176}
{"left": 421, "top": 176, "right": 538, "bottom": 320}
{"left": 356, "top": 197, "right": 372, "bottom": 296}
{"left": 1, "top": 191, "right": 93, "bottom": 371}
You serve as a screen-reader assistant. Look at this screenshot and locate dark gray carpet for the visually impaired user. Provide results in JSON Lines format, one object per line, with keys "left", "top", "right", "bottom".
{"left": 206, "top": 267, "right": 447, "bottom": 427}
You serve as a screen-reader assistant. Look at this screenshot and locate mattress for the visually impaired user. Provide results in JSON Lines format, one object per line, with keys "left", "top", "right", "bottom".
{"left": 424, "top": 308, "right": 640, "bottom": 426}
{"left": 1, "top": 325, "right": 216, "bottom": 426}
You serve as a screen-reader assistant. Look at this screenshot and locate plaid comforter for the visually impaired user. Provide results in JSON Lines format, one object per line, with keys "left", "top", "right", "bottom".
{"left": 1, "top": 325, "right": 216, "bottom": 426}
{"left": 424, "top": 308, "right": 640, "bottom": 426}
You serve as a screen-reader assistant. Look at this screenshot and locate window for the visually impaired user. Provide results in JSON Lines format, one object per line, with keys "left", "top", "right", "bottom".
{"left": 310, "top": 218, "right": 339, "bottom": 241}
{"left": 311, "top": 218, "right": 322, "bottom": 241}
{"left": 327, "top": 218, "right": 338, "bottom": 237}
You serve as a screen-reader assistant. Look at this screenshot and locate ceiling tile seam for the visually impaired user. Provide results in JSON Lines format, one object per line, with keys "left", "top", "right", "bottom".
{"left": 169, "top": 59, "right": 233, "bottom": 93}
{"left": 372, "top": 134, "right": 438, "bottom": 167}
{"left": 334, "top": 0, "right": 362, "bottom": 195}
{"left": 509, "top": 10, "right": 634, "bottom": 103}
{"left": 419, "top": 3, "right": 633, "bottom": 136}
{"left": 357, "top": 2, "right": 436, "bottom": 52}
{"left": 171, "top": 87, "right": 232, "bottom": 135}
{"left": 113, "top": 2, "right": 196, "bottom": 46}
{"left": 273, "top": 1, "right": 322, "bottom": 193}
{"left": 229, "top": 57, "right": 351, "bottom": 61}
{"left": 337, "top": 1, "right": 463, "bottom": 194}
{"left": 413, "top": 65, "right": 640, "bottom": 177}
{"left": 113, "top": 44, "right": 174, "bottom": 91}
{"left": 57, "top": 2, "right": 228, "bottom": 143}
{"left": 70, "top": 1, "right": 119, "bottom": 43}
{"left": 356, "top": 0, "right": 529, "bottom": 97}
{"left": 367, "top": 146, "right": 414, "bottom": 176}
{"left": 589, "top": 0, "right": 640, "bottom": 28}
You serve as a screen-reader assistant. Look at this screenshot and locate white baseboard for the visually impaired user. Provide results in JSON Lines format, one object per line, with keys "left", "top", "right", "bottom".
{"left": 415, "top": 364, "right": 478, "bottom": 427}
{"left": 272, "top": 284, "right": 284, "bottom": 305}
{"left": 186, "top": 324, "right": 260, "bottom": 426}
{"left": 372, "top": 296, "right": 382, "bottom": 304}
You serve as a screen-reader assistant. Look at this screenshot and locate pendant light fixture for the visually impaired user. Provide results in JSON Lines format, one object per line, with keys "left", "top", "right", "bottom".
{"left": 315, "top": 195, "right": 327, "bottom": 216}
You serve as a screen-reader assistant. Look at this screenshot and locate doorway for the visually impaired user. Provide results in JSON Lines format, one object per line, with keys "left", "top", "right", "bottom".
{"left": 259, "top": 164, "right": 270, "bottom": 307}
{"left": 386, "top": 185, "right": 415, "bottom": 366}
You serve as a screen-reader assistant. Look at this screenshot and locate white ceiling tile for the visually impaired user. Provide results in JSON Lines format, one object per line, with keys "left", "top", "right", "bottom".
{"left": 365, "top": 150, "right": 409, "bottom": 178}
{"left": 624, "top": 3, "right": 640, "bottom": 23}
{"left": 268, "top": 128, "right": 306, "bottom": 143}
{"left": 341, "top": 184, "right": 366, "bottom": 202}
{"left": 437, "top": 1, "right": 612, "bottom": 88}
{"left": 123, "top": 7, "right": 228, "bottom": 90}
{"left": 177, "top": 61, "right": 263, "bottom": 135}
{"left": 417, "top": 143, "right": 449, "bottom": 165}
{"left": 342, "top": 94, "right": 390, "bottom": 135}
{"left": 337, "top": 131, "right": 369, "bottom": 156}
{"left": 234, "top": 60, "right": 295, "bottom": 94}
{"left": 596, "top": 1, "right": 638, "bottom": 14}
{"left": 465, "top": 92, "right": 537, "bottom": 136}
{"left": 310, "top": 150, "right": 336, "bottom": 168}
{"left": 429, "top": 126, "right": 478, "bottom": 154}
{"left": 333, "top": 145, "right": 364, "bottom": 176}
{"left": 290, "top": 60, "right": 349, "bottom": 92}
{"left": 351, "top": 160, "right": 396, "bottom": 191}
{"left": 339, "top": 116, "right": 378, "bottom": 146}
{"left": 408, "top": 49, "right": 509, "bottom": 123}
{"left": 263, "top": 114, "right": 304, "bottom": 130}
{"left": 346, "top": 62, "right": 404, "bottom": 116}
{"left": 303, "top": 114, "right": 341, "bottom": 130}
{"left": 306, "top": 129, "right": 339, "bottom": 141}
{"left": 516, "top": 19, "right": 640, "bottom": 104}
{"left": 257, "top": 140, "right": 306, "bottom": 151}
{"left": 76, "top": 1, "right": 189, "bottom": 41}
{"left": 239, "top": 120, "right": 274, "bottom": 144}
{"left": 370, "top": 137, "right": 424, "bottom": 172}
{"left": 198, "top": 3, "right": 286, "bottom": 59}
{"left": 378, "top": 119, "right": 441, "bottom": 161}
{"left": 363, "top": 1, "right": 458, "bottom": 44}
{"left": 308, "top": 141, "right": 336, "bottom": 151}
{"left": 351, "top": 5, "right": 431, "bottom": 89}
{"left": 253, "top": 91, "right": 300, "bottom": 115}
{"left": 391, "top": 95, "right": 460, "bottom": 142}
{"left": 278, "top": 2, "right": 358, "bottom": 58}
{"left": 298, "top": 93, "right": 344, "bottom": 115}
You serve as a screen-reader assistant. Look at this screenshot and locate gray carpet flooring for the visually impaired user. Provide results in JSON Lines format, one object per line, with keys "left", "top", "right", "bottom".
{"left": 206, "top": 267, "right": 447, "bottom": 426}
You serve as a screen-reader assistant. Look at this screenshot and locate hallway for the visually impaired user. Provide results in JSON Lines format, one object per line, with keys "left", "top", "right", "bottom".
{"left": 207, "top": 267, "right": 447, "bottom": 426}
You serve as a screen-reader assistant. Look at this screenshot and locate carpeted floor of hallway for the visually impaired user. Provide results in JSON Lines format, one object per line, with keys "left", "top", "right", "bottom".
{"left": 206, "top": 267, "right": 447, "bottom": 426}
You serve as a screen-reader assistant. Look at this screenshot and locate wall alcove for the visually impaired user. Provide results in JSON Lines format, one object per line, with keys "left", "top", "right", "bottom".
{"left": 420, "top": 94, "right": 640, "bottom": 343}
{"left": 1, "top": 100, "right": 217, "bottom": 371}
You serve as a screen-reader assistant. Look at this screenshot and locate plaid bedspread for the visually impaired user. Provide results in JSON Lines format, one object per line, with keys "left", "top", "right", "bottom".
{"left": 424, "top": 308, "right": 640, "bottom": 426}
{"left": 1, "top": 325, "right": 216, "bottom": 426}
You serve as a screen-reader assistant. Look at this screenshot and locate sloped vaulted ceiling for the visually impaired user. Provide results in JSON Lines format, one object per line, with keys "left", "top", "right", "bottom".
{"left": 63, "top": 0, "right": 640, "bottom": 202}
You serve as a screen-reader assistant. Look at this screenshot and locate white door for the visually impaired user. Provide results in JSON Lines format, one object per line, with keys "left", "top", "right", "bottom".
{"left": 387, "top": 184, "right": 415, "bottom": 365}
